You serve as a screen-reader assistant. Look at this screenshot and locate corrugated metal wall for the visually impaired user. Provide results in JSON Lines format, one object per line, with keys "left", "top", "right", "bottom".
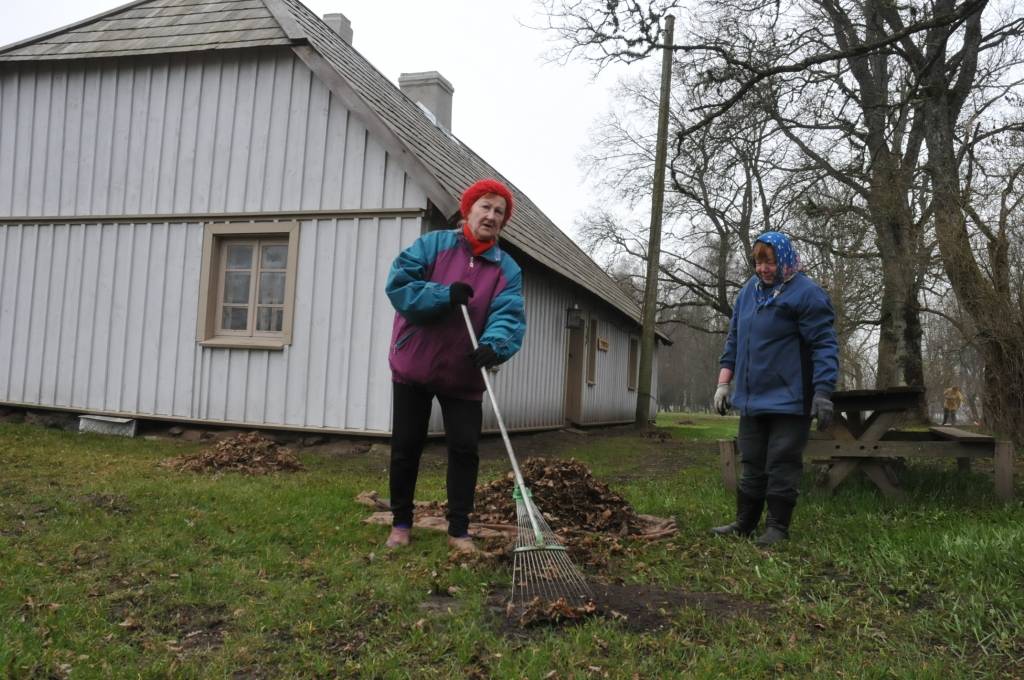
{"left": 0, "top": 47, "right": 656, "bottom": 434}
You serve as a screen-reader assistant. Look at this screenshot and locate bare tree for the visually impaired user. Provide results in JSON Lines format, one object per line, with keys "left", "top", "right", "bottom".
{"left": 539, "top": 0, "right": 1024, "bottom": 441}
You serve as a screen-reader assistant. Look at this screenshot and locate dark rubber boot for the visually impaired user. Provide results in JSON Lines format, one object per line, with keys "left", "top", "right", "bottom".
{"left": 754, "top": 496, "right": 795, "bottom": 547}
{"left": 710, "top": 492, "right": 764, "bottom": 537}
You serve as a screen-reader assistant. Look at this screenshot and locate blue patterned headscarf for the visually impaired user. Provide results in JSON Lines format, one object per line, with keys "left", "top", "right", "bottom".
{"left": 753, "top": 231, "right": 802, "bottom": 307}
{"left": 754, "top": 231, "right": 801, "bottom": 284}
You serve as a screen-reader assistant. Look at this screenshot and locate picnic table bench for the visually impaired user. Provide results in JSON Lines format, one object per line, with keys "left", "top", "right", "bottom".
{"left": 719, "top": 387, "right": 1015, "bottom": 501}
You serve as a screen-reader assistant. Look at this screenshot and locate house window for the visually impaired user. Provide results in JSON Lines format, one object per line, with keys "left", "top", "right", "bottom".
{"left": 586, "top": 318, "right": 598, "bottom": 385}
{"left": 197, "top": 222, "right": 299, "bottom": 349}
{"left": 628, "top": 337, "right": 639, "bottom": 391}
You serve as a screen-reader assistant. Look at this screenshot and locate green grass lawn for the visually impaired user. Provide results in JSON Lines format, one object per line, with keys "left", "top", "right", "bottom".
{"left": 1, "top": 415, "right": 1022, "bottom": 679}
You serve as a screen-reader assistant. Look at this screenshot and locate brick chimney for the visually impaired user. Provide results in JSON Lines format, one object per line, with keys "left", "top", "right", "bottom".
{"left": 399, "top": 71, "right": 454, "bottom": 131}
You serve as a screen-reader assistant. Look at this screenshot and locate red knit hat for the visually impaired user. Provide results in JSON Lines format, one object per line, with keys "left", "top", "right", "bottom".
{"left": 460, "top": 179, "right": 514, "bottom": 226}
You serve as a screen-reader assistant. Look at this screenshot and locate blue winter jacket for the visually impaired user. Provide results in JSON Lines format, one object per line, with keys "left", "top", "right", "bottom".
{"left": 386, "top": 228, "right": 526, "bottom": 400}
{"left": 720, "top": 272, "right": 839, "bottom": 416}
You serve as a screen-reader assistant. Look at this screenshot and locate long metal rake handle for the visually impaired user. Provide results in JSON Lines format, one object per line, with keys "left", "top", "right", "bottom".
{"left": 460, "top": 305, "right": 545, "bottom": 546}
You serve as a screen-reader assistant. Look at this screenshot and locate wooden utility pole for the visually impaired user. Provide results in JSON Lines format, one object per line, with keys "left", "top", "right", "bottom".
{"left": 635, "top": 14, "right": 674, "bottom": 427}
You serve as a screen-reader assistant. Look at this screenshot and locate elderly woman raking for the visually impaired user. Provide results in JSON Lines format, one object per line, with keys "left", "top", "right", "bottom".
{"left": 712, "top": 232, "right": 839, "bottom": 547}
{"left": 383, "top": 178, "right": 526, "bottom": 553}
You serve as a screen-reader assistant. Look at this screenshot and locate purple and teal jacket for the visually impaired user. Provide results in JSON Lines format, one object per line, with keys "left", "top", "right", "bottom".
{"left": 386, "top": 228, "right": 526, "bottom": 400}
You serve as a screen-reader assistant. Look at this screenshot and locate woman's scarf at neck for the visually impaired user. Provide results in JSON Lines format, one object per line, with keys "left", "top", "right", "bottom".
{"left": 753, "top": 231, "right": 803, "bottom": 308}
{"left": 462, "top": 222, "right": 496, "bottom": 257}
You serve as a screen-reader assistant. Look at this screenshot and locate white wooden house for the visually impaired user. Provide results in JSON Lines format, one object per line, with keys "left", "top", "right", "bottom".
{"left": 0, "top": 0, "right": 663, "bottom": 435}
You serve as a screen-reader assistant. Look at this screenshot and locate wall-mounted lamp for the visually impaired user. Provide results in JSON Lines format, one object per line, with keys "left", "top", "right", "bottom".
{"left": 565, "top": 304, "right": 584, "bottom": 329}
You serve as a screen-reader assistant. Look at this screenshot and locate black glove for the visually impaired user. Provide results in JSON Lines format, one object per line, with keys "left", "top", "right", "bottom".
{"left": 449, "top": 282, "right": 474, "bottom": 306}
{"left": 470, "top": 344, "right": 499, "bottom": 369}
{"left": 811, "top": 392, "right": 834, "bottom": 431}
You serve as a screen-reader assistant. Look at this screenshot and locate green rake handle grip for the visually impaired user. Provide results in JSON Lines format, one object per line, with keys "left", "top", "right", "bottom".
{"left": 460, "top": 305, "right": 545, "bottom": 546}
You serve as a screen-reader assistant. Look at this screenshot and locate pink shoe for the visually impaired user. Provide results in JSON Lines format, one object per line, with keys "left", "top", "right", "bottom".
{"left": 447, "top": 535, "right": 478, "bottom": 554}
{"left": 385, "top": 526, "right": 411, "bottom": 548}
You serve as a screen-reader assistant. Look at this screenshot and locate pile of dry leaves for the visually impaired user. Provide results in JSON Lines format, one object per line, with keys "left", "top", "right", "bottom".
{"left": 471, "top": 458, "right": 645, "bottom": 535}
{"left": 161, "top": 432, "right": 304, "bottom": 475}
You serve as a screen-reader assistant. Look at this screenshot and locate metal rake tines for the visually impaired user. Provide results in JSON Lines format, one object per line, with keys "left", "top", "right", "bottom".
{"left": 512, "top": 546, "right": 592, "bottom": 606}
{"left": 511, "top": 498, "right": 593, "bottom": 606}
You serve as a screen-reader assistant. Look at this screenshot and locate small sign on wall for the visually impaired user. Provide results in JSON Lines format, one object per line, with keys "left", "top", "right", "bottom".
{"left": 597, "top": 338, "right": 610, "bottom": 352}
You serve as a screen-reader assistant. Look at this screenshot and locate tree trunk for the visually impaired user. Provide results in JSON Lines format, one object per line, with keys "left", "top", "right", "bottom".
{"left": 927, "top": 108, "right": 1024, "bottom": 444}
{"left": 980, "top": 337, "right": 1024, "bottom": 442}
{"left": 868, "top": 151, "right": 926, "bottom": 396}
{"left": 875, "top": 257, "right": 907, "bottom": 387}
{"left": 901, "top": 291, "right": 929, "bottom": 421}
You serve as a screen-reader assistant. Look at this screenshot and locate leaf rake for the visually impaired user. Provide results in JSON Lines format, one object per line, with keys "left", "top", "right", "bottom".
{"left": 460, "top": 305, "right": 593, "bottom": 608}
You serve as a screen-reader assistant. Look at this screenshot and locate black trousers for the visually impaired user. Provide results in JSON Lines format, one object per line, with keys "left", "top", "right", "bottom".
{"left": 389, "top": 381, "right": 482, "bottom": 537}
{"left": 737, "top": 414, "right": 811, "bottom": 503}
{"left": 942, "top": 409, "right": 956, "bottom": 425}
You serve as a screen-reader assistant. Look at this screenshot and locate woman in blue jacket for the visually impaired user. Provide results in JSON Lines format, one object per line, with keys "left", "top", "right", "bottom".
{"left": 711, "top": 232, "right": 838, "bottom": 546}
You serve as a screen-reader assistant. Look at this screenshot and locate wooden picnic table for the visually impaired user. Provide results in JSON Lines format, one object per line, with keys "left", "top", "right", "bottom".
{"left": 719, "top": 387, "right": 1015, "bottom": 501}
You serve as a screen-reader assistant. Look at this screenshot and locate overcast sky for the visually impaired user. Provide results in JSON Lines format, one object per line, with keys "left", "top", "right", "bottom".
{"left": 1, "top": 0, "right": 642, "bottom": 238}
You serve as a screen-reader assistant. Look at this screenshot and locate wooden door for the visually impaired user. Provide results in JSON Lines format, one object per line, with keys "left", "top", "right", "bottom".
{"left": 564, "top": 325, "right": 584, "bottom": 424}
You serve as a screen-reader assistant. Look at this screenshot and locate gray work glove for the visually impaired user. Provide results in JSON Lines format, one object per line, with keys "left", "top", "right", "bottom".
{"left": 811, "top": 392, "right": 834, "bottom": 431}
{"left": 713, "top": 383, "right": 731, "bottom": 416}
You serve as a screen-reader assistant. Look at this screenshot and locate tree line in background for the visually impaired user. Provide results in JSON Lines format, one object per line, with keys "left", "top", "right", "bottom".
{"left": 538, "top": 0, "right": 1024, "bottom": 443}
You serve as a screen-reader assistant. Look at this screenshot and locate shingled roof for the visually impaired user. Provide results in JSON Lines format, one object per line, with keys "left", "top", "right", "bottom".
{"left": 0, "top": 0, "right": 293, "bottom": 60}
{"left": 0, "top": 0, "right": 648, "bottom": 326}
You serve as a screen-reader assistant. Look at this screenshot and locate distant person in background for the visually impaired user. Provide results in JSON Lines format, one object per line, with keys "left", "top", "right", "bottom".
{"left": 711, "top": 232, "right": 839, "bottom": 547}
{"left": 942, "top": 386, "right": 965, "bottom": 426}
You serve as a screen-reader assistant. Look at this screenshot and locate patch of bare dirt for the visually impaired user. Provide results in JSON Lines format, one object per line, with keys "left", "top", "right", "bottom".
{"left": 490, "top": 582, "right": 769, "bottom": 634}
{"left": 159, "top": 604, "right": 228, "bottom": 653}
{"left": 321, "top": 627, "right": 369, "bottom": 658}
{"left": 109, "top": 599, "right": 229, "bottom": 655}
{"left": 160, "top": 432, "right": 304, "bottom": 475}
{"left": 81, "top": 493, "right": 132, "bottom": 514}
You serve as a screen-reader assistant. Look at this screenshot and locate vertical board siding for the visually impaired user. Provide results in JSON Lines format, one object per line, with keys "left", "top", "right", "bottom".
{"left": 193, "top": 216, "right": 421, "bottom": 432}
{"left": 0, "top": 49, "right": 651, "bottom": 433}
{"left": 580, "top": 309, "right": 641, "bottom": 424}
{"left": 0, "top": 217, "right": 420, "bottom": 432}
{"left": 427, "top": 262, "right": 578, "bottom": 434}
{"left": 0, "top": 49, "right": 427, "bottom": 431}
{"left": 0, "top": 219, "right": 648, "bottom": 432}
{"left": 0, "top": 49, "right": 422, "bottom": 217}
{"left": 1, "top": 222, "right": 195, "bottom": 414}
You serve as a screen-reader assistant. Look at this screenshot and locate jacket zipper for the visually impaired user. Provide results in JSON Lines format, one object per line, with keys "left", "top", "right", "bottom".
{"left": 743, "top": 298, "right": 751, "bottom": 411}
{"left": 393, "top": 328, "right": 418, "bottom": 352}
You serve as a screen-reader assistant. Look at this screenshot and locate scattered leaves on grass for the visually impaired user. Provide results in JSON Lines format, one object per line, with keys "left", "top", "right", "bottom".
{"left": 160, "top": 432, "right": 304, "bottom": 475}
{"left": 510, "top": 596, "right": 600, "bottom": 627}
{"left": 21, "top": 596, "right": 62, "bottom": 612}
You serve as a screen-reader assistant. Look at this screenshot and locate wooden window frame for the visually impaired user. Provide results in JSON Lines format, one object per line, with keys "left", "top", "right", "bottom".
{"left": 627, "top": 336, "right": 639, "bottom": 391}
{"left": 586, "top": 317, "right": 598, "bottom": 385}
{"left": 197, "top": 222, "right": 299, "bottom": 350}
